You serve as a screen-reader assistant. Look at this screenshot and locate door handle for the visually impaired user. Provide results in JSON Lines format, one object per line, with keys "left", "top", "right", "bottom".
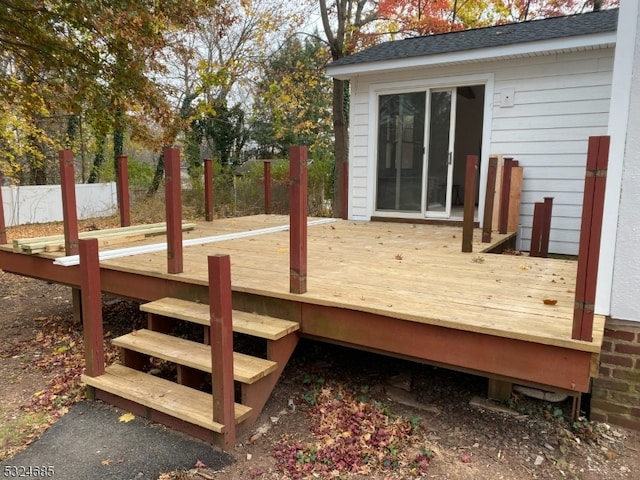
{"left": 448, "top": 152, "right": 452, "bottom": 165}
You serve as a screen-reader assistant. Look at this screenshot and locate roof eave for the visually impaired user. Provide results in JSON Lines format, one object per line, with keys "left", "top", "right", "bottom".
{"left": 326, "top": 30, "right": 617, "bottom": 80}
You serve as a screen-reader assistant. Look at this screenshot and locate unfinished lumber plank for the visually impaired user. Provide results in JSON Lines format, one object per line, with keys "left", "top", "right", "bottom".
{"left": 14, "top": 222, "right": 197, "bottom": 253}
{"left": 113, "top": 329, "right": 277, "bottom": 384}
{"left": 81, "top": 364, "right": 252, "bottom": 432}
{"left": 45, "top": 233, "right": 147, "bottom": 252}
{"left": 140, "top": 297, "right": 299, "bottom": 340}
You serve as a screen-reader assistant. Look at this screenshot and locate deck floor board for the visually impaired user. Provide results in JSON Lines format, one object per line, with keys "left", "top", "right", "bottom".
{"left": 79, "top": 215, "right": 603, "bottom": 353}
{"left": 2, "top": 215, "right": 602, "bottom": 354}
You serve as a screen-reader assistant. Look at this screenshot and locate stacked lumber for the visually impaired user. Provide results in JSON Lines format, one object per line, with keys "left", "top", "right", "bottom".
{"left": 13, "top": 222, "right": 196, "bottom": 254}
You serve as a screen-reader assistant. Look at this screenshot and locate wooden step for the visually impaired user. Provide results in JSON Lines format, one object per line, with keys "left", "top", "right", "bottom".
{"left": 112, "top": 329, "right": 277, "bottom": 384}
{"left": 140, "top": 297, "right": 299, "bottom": 340}
{"left": 81, "top": 364, "right": 252, "bottom": 433}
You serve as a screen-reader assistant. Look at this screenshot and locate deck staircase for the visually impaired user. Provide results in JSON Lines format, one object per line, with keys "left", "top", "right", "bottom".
{"left": 82, "top": 297, "right": 299, "bottom": 449}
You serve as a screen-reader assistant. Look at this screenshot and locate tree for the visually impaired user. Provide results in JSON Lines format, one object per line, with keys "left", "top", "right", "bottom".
{"left": 250, "top": 35, "right": 333, "bottom": 159}
{"left": 0, "top": 0, "right": 218, "bottom": 184}
{"left": 376, "top": 0, "right": 620, "bottom": 38}
{"left": 319, "top": 0, "right": 378, "bottom": 217}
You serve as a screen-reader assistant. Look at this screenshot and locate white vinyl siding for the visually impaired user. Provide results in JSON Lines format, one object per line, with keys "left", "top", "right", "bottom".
{"left": 346, "top": 48, "right": 614, "bottom": 255}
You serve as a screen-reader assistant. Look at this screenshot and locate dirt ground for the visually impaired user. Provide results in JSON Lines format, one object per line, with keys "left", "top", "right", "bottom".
{"left": 1, "top": 222, "right": 639, "bottom": 480}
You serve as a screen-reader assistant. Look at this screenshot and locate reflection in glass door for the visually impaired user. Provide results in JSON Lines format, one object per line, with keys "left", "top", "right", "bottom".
{"left": 375, "top": 92, "right": 426, "bottom": 212}
{"left": 426, "top": 90, "right": 456, "bottom": 217}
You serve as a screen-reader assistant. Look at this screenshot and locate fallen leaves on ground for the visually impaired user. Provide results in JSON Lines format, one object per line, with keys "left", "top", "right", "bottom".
{"left": 119, "top": 412, "right": 135, "bottom": 423}
{"left": 273, "top": 381, "right": 433, "bottom": 479}
{"left": 15, "top": 316, "right": 119, "bottom": 432}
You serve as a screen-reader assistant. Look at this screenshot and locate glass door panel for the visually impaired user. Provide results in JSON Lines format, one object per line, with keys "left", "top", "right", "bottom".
{"left": 426, "top": 90, "right": 455, "bottom": 217}
{"left": 376, "top": 92, "right": 426, "bottom": 212}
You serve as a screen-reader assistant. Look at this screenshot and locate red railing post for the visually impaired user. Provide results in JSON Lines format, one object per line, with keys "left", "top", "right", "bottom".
{"left": 59, "top": 150, "right": 79, "bottom": 255}
{"left": 482, "top": 156, "right": 498, "bottom": 243}
{"left": 540, "top": 197, "right": 554, "bottom": 257}
{"left": 79, "top": 238, "right": 105, "bottom": 377}
{"left": 530, "top": 202, "right": 544, "bottom": 257}
{"left": 498, "top": 157, "right": 514, "bottom": 234}
{"left": 289, "top": 146, "right": 308, "bottom": 294}
{"left": 164, "top": 147, "right": 183, "bottom": 274}
{"left": 204, "top": 158, "right": 214, "bottom": 222}
{"left": 573, "top": 136, "right": 609, "bottom": 341}
{"left": 462, "top": 155, "right": 478, "bottom": 253}
{"left": 208, "top": 254, "right": 236, "bottom": 450}
{"left": 264, "top": 160, "right": 272, "bottom": 215}
{"left": 59, "top": 150, "right": 82, "bottom": 323}
{"left": 342, "top": 161, "right": 348, "bottom": 220}
{"left": 117, "top": 155, "right": 131, "bottom": 227}
{"left": 0, "top": 184, "right": 6, "bottom": 244}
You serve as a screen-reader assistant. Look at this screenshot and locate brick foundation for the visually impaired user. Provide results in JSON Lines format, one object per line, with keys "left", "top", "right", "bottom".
{"left": 590, "top": 318, "right": 640, "bottom": 431}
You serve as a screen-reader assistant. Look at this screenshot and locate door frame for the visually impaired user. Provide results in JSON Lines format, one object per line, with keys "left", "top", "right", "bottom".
{"left": 368, "top": 73, "right": 494, "bottom": 223}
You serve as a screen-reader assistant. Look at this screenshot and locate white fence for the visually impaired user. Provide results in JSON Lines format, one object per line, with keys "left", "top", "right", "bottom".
{"left": 1, "top": 183, "right": 118, "bottom": 227}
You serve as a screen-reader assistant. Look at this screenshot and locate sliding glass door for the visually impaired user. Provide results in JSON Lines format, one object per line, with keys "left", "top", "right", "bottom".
{"left": 426, "top": 89, "right": 456, "bottom": 217}
{"left": 376, "top": 92, "right": 426, "bottom": 212}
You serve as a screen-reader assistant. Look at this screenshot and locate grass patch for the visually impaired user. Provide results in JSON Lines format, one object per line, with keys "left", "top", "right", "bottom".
{"left": 0, "top": 407, "right": 49, "bottom": 460}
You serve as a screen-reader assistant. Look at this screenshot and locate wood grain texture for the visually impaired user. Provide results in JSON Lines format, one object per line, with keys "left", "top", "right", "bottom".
{"left": 81, "top": 364, "right": 252, "bottom": 432}
{"left": 96, "top": 215, "right": 603, "bottom": 353}
{"left": 112, "top": 329, "right": 277, "bottom": 383}
{"left": 140, "top": 297, "right": 299, "bottom": 340}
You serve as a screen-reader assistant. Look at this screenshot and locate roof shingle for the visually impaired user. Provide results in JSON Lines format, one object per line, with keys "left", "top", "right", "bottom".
{"left": 328, "top": 8, "right": 618, "bottom": 68}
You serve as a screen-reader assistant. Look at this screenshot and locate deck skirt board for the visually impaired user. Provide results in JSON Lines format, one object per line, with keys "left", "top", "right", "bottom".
{"left": 112, "top": 329, "right": 278, "bottom": 384}
{"left": 81, "top": 364, "right": 252, "bottom": 432}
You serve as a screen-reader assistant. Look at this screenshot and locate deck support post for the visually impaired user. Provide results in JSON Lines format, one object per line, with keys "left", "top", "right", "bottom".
{"left": 59, "top": 150, "right": 82, "bottom": 323}
{"left": 462, "top": 155, "right": 478, "bottom": 253}
{"left": 117, "top": 155, "right": 131, "bottom": 227}
{"left": 572, "top": 136, "right": 609, "bottom": 341}
{"left": 264, "top": 160, "right": 272, "bottom": 214}
{"left": 0, "top": 183, "right": 6, "bottom": 245}
{"left": 209, "top": 254, "right": 236, "bottom": 450}
{"left": 79, "top": 239, "right": 105, "bottom": 377}
{"left": 289, "top": 146, "right": 308, "bottom": 294}
{"left": 342, "top": 161, "right": 348, "bottom": 220}
{"left": 164, "top": 147, "right": 183, "bottom": 274}
{"left": 204, "top": 158, "right": 214, "bottom": 221}
{"left": 487, "top": 378, "right": 513, "bottom": 402}
{"left": 498, "top": 157, "right": 514, "bottom": 234}
{"left": 482, "top": 156, "right": 498, "bottom": 243}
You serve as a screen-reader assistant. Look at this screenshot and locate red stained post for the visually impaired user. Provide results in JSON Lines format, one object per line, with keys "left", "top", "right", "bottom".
{"left": 342, "top": 161, "right": 349, "bottom": 220}
{"left": 59, "top": 150, "right": 79, "bottom": 255}
{"left": 264, "top": 160, "right": 272, "bottom": 214}
{"left": 540, "top": 197, "right": 554, "bottom": 257}
{"left": 0, "top": 184, "right": 6, "bottom": 244}
{"left": 204, "top": 158, "right": 214, "bottom": 221}
{"left": 529, "top": 202, "right": 544, "bottom": 257}
{"left": 289, "top": 146, "right": 308, "bottom": 294}
{"left": 573, "top": 136, "right": 609, "bottom": 341}
{"left": 498, "top": 157, "right": 514, "bottom": 234}
{"left": 208, "top": 254, "right": 236, "bottom": 450}
{"left": 117, "top": 155, "right": 131, "bottom": 227}
{"left": 79, "top": 239, "right": 105, "bottom": 377}
{"left": 462, "top": 155, "right": 478, "bottom": 253}
{"left": 482, "top": 156, "right": 498, "bottom": 243}
{"left": 164, "top": 147, "right": 183, "bottom": 274}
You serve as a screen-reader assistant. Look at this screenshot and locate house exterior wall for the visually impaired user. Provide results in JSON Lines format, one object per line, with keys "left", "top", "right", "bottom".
{"left": 347, "top": 48, "right": 614, "bottom": 255}
{"left": 591, "top": 0, "right": 640, "bottom": 432}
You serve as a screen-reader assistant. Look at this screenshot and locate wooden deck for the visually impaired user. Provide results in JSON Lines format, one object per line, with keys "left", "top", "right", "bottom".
{"left": 0, "top": 214, "right": 604, "bottom": 397}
